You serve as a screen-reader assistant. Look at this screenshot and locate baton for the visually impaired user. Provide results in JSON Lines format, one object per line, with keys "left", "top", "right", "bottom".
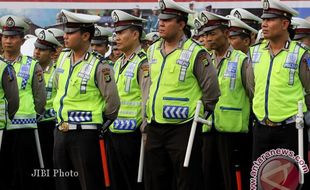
{"left": 137, "top": 133, "right": 147, "bottom": 183}
{"left": 34, "top": 128, "right": 44, "bottom": 168}
{"left": 296, "top": 100, "right": 304, "bottom": 185}
{"left": 0, "top": 129, "right": 3, "bottom": 151}
{"left": 184, "top": 100, "right": 212, "bottom": 167}
{"left": 99, "top": 137, "right": 110, "bottom": 187}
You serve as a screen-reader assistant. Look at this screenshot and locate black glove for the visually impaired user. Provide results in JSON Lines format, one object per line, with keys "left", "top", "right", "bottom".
{"left": 99, "top": 119, "right": 114, "bottom": 138}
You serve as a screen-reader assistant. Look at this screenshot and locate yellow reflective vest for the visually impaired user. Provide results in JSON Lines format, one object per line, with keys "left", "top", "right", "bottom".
{"left": 7, "top": 55, "right": 37, "bottom": 130}
{"left": 110, "top": 50, "right": 147, "bottom": 133}
{"left": 146, "top": 38, "right": 204, "bottom": 124}
{"left": 250, "top": 41, "right": 307, "bottom": 122}
{"left": 53, "top": 50, "right": 106, "bottom": 124}
{"left": 0, "top": 59, "right": 9, "bottom": 129}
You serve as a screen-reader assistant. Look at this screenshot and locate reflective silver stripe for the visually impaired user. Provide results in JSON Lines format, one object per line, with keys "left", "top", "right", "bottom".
{"left": 120, "top": 101, "right": 141, "bottom": 106}
{"left": 59, "top": 52, "right": 70, "bottom": 68}
{"left": 46, "top": 66, "right": 57, "bottom": 100}
{"left": 58, "top": 124, "right": 97, "bottom": 130}
{"left": 149, "top": 44, "right": 156, "bottom": 64}
{"left": 229, "top": 53, "right": 240, "bottom": 90}
{"left": 179, "top": 42, "right": 196, "bottom": 81}
{"left": 118, "top": 110, "right": 138, "bottom": 116}
{"left": 251, "top": 45, "right": 261, "bottom": 65}
{"left": 80, "top": 56, "right": 97, "bottom": 93}
{"left": 8, "top": 123, "right": 37, "bottom": 129}
{"left": 286, "top": 45, "right": 301, "bottom": 86}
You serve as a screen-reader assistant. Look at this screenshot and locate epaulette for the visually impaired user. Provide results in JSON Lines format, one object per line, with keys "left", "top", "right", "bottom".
{"left": 296, "top": 41, "right": 310, "bottom": 51}
{"left": 61, "top": 48, "right": 71, "bottom": 52}
{"left": 26, "top": 55, "right": 34, "bottom": 62}
{"left": 92, "top": 50, "right": 104, "bottom": 59}
{"left": 152, "top": 37, "right": 161, "bottom": 45}
{"left": 137, "top": 51, "right": 146, "bottom": 59}
{"left": 250, "top": 41, "right": 263, "bottom": 48}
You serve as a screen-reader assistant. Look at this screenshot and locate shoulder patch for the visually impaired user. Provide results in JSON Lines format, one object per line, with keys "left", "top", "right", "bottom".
{"left": 140, "top": 63, "right": 150, "bottom": 78}
{"left": 35, "top": 67, "right": 44, "bottom": 82}
{"left": 102, "top": 67, "right": 111, "bottom": 82}
{"left": 197, "top": 51, "right": 211, "bottom": 67}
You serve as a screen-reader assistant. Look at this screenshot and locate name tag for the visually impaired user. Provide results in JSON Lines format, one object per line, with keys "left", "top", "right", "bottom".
{"left": 55, "top": 68, "right": 64, "bottom": 73}
{"left": 224, "top": 61, "right": 237, "bottom": 78}
{"left": 252, "top": 53, "right": 261, "bottom": 63}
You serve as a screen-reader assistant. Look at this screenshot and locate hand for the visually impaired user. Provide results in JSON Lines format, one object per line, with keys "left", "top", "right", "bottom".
{"left": 99, "top": 119, "right": 113, "bottom": 138}
{"left": 140, "top": 119, "right": 148, "bottom": 133}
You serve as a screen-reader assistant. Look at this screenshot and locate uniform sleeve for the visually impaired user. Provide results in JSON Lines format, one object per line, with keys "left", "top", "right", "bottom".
{"left": 2, "top": 65, "right": 19, "bottom": 119}
{"left": 32, "top": 63, "right": 46, "bottom": 115}
{"left": 138, "top": 60, "right": 150, "bottom": 130}
{"left": 96, "top": 63, "right": 120, "bottom": 120}
{"left": 299, "top": 51, "right": 310, "bottom": 110}
{"left": 193, "top": 50, "right": 220, "bottom": 112}
{"left": 241, "top": 57, "right": 254, "bottom": 101}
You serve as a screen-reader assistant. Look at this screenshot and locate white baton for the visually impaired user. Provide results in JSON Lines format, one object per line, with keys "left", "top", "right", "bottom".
{"left": 184, "top": 100, "right": 211, "bottom": 167}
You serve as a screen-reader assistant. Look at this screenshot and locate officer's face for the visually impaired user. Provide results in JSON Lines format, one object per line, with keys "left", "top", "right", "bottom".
{"left": 64, "top": 31, "right": 83, "bottom": 50}
{"left": 158, "top": 18, "right": 185, "bottom": 40}
{"left": 115, "top": 28, "right": 138, "bottom": 52}
{"left": 228, "top": 35, "right": 250, "bottom": 53}
{"left": 33, "top": 47, "right": 54, "bottom": 65}
{"left": 91, "top": 43, "right": 108, "bottom": 56}
{"left": 2, "top": 35, "right": 24, "bottom": 53}
{"left": 261, "top": 17, "right": 290, "bottom": 39}
{"left": 205, "top": 28, "right": 228, "bottom": 51}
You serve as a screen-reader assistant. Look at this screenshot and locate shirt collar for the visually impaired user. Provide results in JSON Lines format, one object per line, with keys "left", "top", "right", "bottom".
{"left": 159, "top": 34, "right": 188, "bottom": 51}
{"left": 121, "top": 45, "right": 142, "bottom": 64}
{"left": 211, "top": 45, "right": 235, "bottom": 63}
{"left": 263, "top": 39, "right": 291, "bottom": 51}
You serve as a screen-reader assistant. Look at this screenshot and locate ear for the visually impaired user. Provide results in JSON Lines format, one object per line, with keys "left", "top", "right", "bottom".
{"left": 179, "top": 20, "right": 186, "bottom": 31}
{"left": 81, "top": 32, "right": 91, "bottom": 42}
{"left": 132, "top": 30, "right": 140, "bottom": 41}
{"left": 244, "top": 37, "right": 251, "bottom": 47}
{"left": 282, "top": 19, "right": 290, "bottom": 30}
{"left": 223, "top": 28, "right": 230, "bottom": 38}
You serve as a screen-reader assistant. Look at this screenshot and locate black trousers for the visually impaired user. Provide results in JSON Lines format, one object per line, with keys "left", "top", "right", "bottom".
{"left": 106, "top": 129, "right": 144, "bottom": 190}
{"left": 202, "top": 131, "right": 250, "bottom": 190}
{"left": 53, "top": 129, "right": 105, "bottom": 190}
{"left": 252, "top": 122, "right": 309, "bottom": 190}
{"left": 37, "top": 120, "right": 56, "bottom": 190}
{"left": 144, "top": 121, "right": 203, "bottom": 190}
{"left": 0, "top": 129, "right": 40, "bottom": 190}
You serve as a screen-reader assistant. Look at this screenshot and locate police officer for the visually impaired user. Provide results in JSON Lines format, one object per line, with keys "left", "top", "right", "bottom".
{"left": 193, "top": 17, "right": 212, "bottom": 52}
{"left": 0, "top": 53, "right": 19, "bottom": 190}
{"left": 0, "top": 40, "right": 19, "bottom": 185}
{"left": 91, "top": 25, "right": 113, "bottom": 66}
{"left": 144, "top": 0, "right": 220, "bottom": 189}
{"left": 227, "top": 15, "right": 258, "bottom": 54}
{"left": 33, "top": 28, "right": 61, "bottom": 190}
{"left": 47, "top": 28, "right": 65, "bottom": 61}
{"left": 292, "top": 17, "right": 310, "bottom": 47}
{"left": 197, "top": 11, "right": 251, "bottom": 190}
{"left": 0, "top": 15, "right": 46, "bottom": 190}
{"left": 107, "top": 10, "right": 148, "bottom": 190}
{"left": 230, "top": 8, "right": 262, "bottom": 45}
{"left": 248, "top": 0, "right": 310, "bottom": 188}
{"left": 108, "top": 33, "right": 122, "bottom": 63}
{"left": 53, "top": 10, "right": 120, "bottom": 190}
